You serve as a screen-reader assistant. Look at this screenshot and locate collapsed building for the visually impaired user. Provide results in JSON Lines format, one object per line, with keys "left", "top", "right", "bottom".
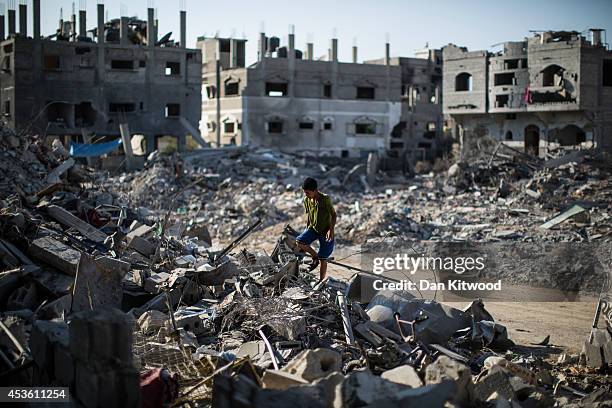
{"left": 443, "top": 29, "right": 612, "bottom": 156}
{"left": 0, "top": 1, "right": 203, "bottom": 160}
{"left": 199, "top": 30, "right": 446, "bottom": 160}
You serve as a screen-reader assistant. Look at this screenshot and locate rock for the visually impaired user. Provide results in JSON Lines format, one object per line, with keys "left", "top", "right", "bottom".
{"left": 282, "top": 348, "right": 342, "bottom": 382}
{"left": 262, "top": 369, "right": 309, "bottom": 390}
{"left": 29, "top": 236, "right": 81, "bottom": 276}
{"left": 473, "top": 368, "right": 515, "bottom": 402}
{"left": 137, "top": 310, "right": 169, "bottom": 334}
{"left": 334, "top": 370, "right": 455, "bottom": 408}
{"left": 380, "top": 364, "right": 424, "bottom": 388}
{"left": 425, "top": 356, "right": 473, "bottom": 405}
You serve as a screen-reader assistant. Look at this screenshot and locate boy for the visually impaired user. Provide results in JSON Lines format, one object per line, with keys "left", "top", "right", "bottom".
{"left": 296, "top": 177, "right": 336, "bottom": 281}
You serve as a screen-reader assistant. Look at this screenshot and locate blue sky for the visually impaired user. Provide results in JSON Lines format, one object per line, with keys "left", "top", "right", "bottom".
{"left": 34, "top": 0, "right": 612, "bottom": 63}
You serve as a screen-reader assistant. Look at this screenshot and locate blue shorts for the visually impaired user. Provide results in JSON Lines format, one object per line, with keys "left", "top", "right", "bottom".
{"left": 296, "top": 228, "right": 334, "bottom": 259}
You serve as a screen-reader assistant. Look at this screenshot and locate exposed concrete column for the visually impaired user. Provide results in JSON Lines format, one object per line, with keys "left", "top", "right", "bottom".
{"left": 33, "top": 0, "right": 40, "bottom": 39}
{"left": 147, "top": 8, "right": 155, "bottom": 47}
{"left": 330, "top": 38, "right": 338, "bottom": 62}
{"left": 330, "top": 37, "right": 338, "bottom": 99}
{"left": 119, "top": 123, "right": 136, "bottom": 171}
{"left": 120, "top": 16, "right": 128, "bottom": 45}
{"left": 0, "top": 12, "right": 5, "bottom": 41}
{"left": 18, "top": 2, "right": 26, "bottom": 37}
{"left": 385, "top": 40, "right": 390, "bottom": 101}
{"left": 79, "top": 9, "right": 86, "bottom": 38}
{"left": 306, "top": 42, "right": 313, "bottom": 60}
{"left": 288, "top": 26, "right": 295, "bottom": 98}
{"left": 145, "top": 135, "right": 156, "bottom": 154}
{"left": 179, "top": 10, "right": 186, "bottom": 49}
{"left": 385, "top": 42, "right": 390, "bottom": 65}
{"left": 71, "top": 7, "right": 76, "bottom": 40}
{"left": 259, "top": 32, "right": 266, "bottom": 61}
{"left": 352, "top": 46, "right": 358, "bottom": 63}
{"left": 8, "top": 7, "right": 15, "bottom": 35}
{"left": 229, "top": 39, "right": 238, "bottom": 68}
{"left": 96, "top": 4, "right": 105, "bottom": 84}
{"left": 288, "top": 33, "right": 295, "bottom": 53}
{"left": 97, "top": 4, "right": 104, "bottom": 44}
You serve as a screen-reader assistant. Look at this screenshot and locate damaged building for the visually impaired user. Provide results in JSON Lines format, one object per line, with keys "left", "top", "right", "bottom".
{"left": 199, "top": 30, "right": 445, "bottom": 159}
{"left": 0, "top": 2, "right": 203, "bottom": 157}
{"left": 443, "top": 29, "right": 612, "bottom": 156}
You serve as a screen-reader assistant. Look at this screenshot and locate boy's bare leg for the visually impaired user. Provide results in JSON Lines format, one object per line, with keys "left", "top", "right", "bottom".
{"left": 296, "top": 241, "right": 318, "bottom": 260}
{"left": 319, "top": 260, "right": 327, "bottom": 281}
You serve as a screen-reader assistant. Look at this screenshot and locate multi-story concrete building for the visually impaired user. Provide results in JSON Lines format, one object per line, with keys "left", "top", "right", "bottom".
{"left": 366, "top": 49, "right": 445, "bottom": 161}
{"left": 0, "top": 2, "right": 202, "bottom": 154}
{"left": 443, "top": 30, "right": 612, "bottom": 156}
{"left": 198, "top": 31, "right": 445, "bottom": 159}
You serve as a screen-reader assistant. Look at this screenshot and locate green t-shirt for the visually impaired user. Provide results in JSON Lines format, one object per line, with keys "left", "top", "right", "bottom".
{"left": 304, "top": 192, "right": 334, "bottom": 235}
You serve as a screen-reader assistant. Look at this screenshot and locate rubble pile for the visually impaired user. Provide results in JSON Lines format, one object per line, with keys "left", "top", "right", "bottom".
{"left": 0, "top": 125, "right": 610, "bottom": 407}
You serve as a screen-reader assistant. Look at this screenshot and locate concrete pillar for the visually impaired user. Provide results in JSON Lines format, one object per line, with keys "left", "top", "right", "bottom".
{"left": 385, "top": 42, "right": 390, "bottom": 65}
{"left": 79, "top": 10, "right": 86, "bottom": 38}
{"left": 229, "top": 39, "right": 238, "bottom": 68}
{"left": 96, "top": 4, "right": 105, "bottom": 84}
{"left": 120, "top": 17, "right": 128, "bottom": 45}
{"left": 330, "top": 38, "right": 338, "bottom": 62}
{"left": 259, "top": 32, "right": 266, "bottom": 60}
{"left": 71, "top": 11, "right": 76, "bottom": 40}
{"left": 288, "top": 30, "right": 295, "bottom": 98}
{"left": 145, "top": 134, "right": 156, "bottom": 154}
{"left": 119, "top": 123, "right": 136, "bottom": 171}
{"left": 147, "top": 8, "right": 155, "bottom": 47}
{"left": 8, "top": 8, "right": 15, "bottom": 35}
{"left": 288, "top": 33, "right": 295, "bottom": 53}
{"left": 306, "top": 42, "right": 313, "bottom": 60}
{"left": 0, "top": 13, "right": 5, "bottom": 41}
{"left": 97, "top": 4, "right": 104, "bottom": 44}
{"left": 33, "top": 0, "right": 40, "bottom": 39}
{"left": 352, "top": 46, "right": 358, "bottom": 63}
{"left": 18, "top": 3, "right": 26, "bottom": 37}
{"left": 179, "top": 10, "right": 186, "bottom": 49}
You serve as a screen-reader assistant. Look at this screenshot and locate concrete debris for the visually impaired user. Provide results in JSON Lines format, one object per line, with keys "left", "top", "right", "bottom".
{"left": 0, "top": 124, "right": 609, "bottom": 406}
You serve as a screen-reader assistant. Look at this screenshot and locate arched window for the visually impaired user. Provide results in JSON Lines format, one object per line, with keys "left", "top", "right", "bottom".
{"left": 505, "top": 130, "right": 513, "bottom": 140}
{"left": 542, "top": 65, "right": 564, "bottom": 87}
{"left": 455, "top": 72, "right": 473, "bottom": 91}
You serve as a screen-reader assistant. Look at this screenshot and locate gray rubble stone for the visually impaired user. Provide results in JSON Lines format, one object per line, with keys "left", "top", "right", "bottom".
{"left": 29, "top": 236, "right": 80, "bottom": 276}
{"left": 282, "top": 348, "right": 342, "bottom": 382}
{"left": 380, "top": 364, "right": 424, "bottom": 388}
{"left": 425, "top": 355, "right": 473, "bottom": 404}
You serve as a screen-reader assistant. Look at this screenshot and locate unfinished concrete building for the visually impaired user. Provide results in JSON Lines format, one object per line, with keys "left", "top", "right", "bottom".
{"left": 443, "top": 30, "right": 612, "bottom": 156}
{"left": 366, "top": 48, "right": 445, "bottom": 161}
{"left": 0, "top": 2, "right": 203, "bottom": 157}
{"left": 198, "top": 30, "right": 445, "bottom": 159}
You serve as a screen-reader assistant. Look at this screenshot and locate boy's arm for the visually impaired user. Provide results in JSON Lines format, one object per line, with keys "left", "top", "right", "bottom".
{"left": 327, "top": 201, "right": 337, "bottom": 242}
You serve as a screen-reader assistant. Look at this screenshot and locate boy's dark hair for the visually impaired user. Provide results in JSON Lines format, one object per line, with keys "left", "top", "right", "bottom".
{"left": 302, "top": 177, "right": 318, "bottom": 191}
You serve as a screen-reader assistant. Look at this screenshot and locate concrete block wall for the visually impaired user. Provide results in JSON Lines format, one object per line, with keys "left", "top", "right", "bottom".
{"left": 442, "top": 44, "right": 488, "bottom": 114}
{"left": 29, "top": 309, "right": 140, "bottom": 408}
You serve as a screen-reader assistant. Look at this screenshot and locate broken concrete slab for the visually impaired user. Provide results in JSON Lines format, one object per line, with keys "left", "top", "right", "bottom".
{"left": 539, "top": 204, "right": 586, "bottom": 229}
{"left": 473, "top": 368, "right": 516, "bottom": 402}
{"left": 262, "top": 369, "right": 309, "bottom": 390}
{"left": 45, "top": 158, "right": 75, "bottom": 184}
{"left": 72, "top": 254, "right": 130, "bottom": 312}
{"left": 46, "top": 205, "right": 108, "bottom": 243}
{"left": 127, "top": 235, "right": 156, "bottom": 257}
{"left": 29, "top": 236, "right": 81, "bottom": 276}
{"left": 425, "top": 356, "right": 473, "bottom": 405}
{"left": 380, "top": 364, "right": 423, "bottom": 388}
{"left": 281, "top": 348, "right": 342, "bottom": 382}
